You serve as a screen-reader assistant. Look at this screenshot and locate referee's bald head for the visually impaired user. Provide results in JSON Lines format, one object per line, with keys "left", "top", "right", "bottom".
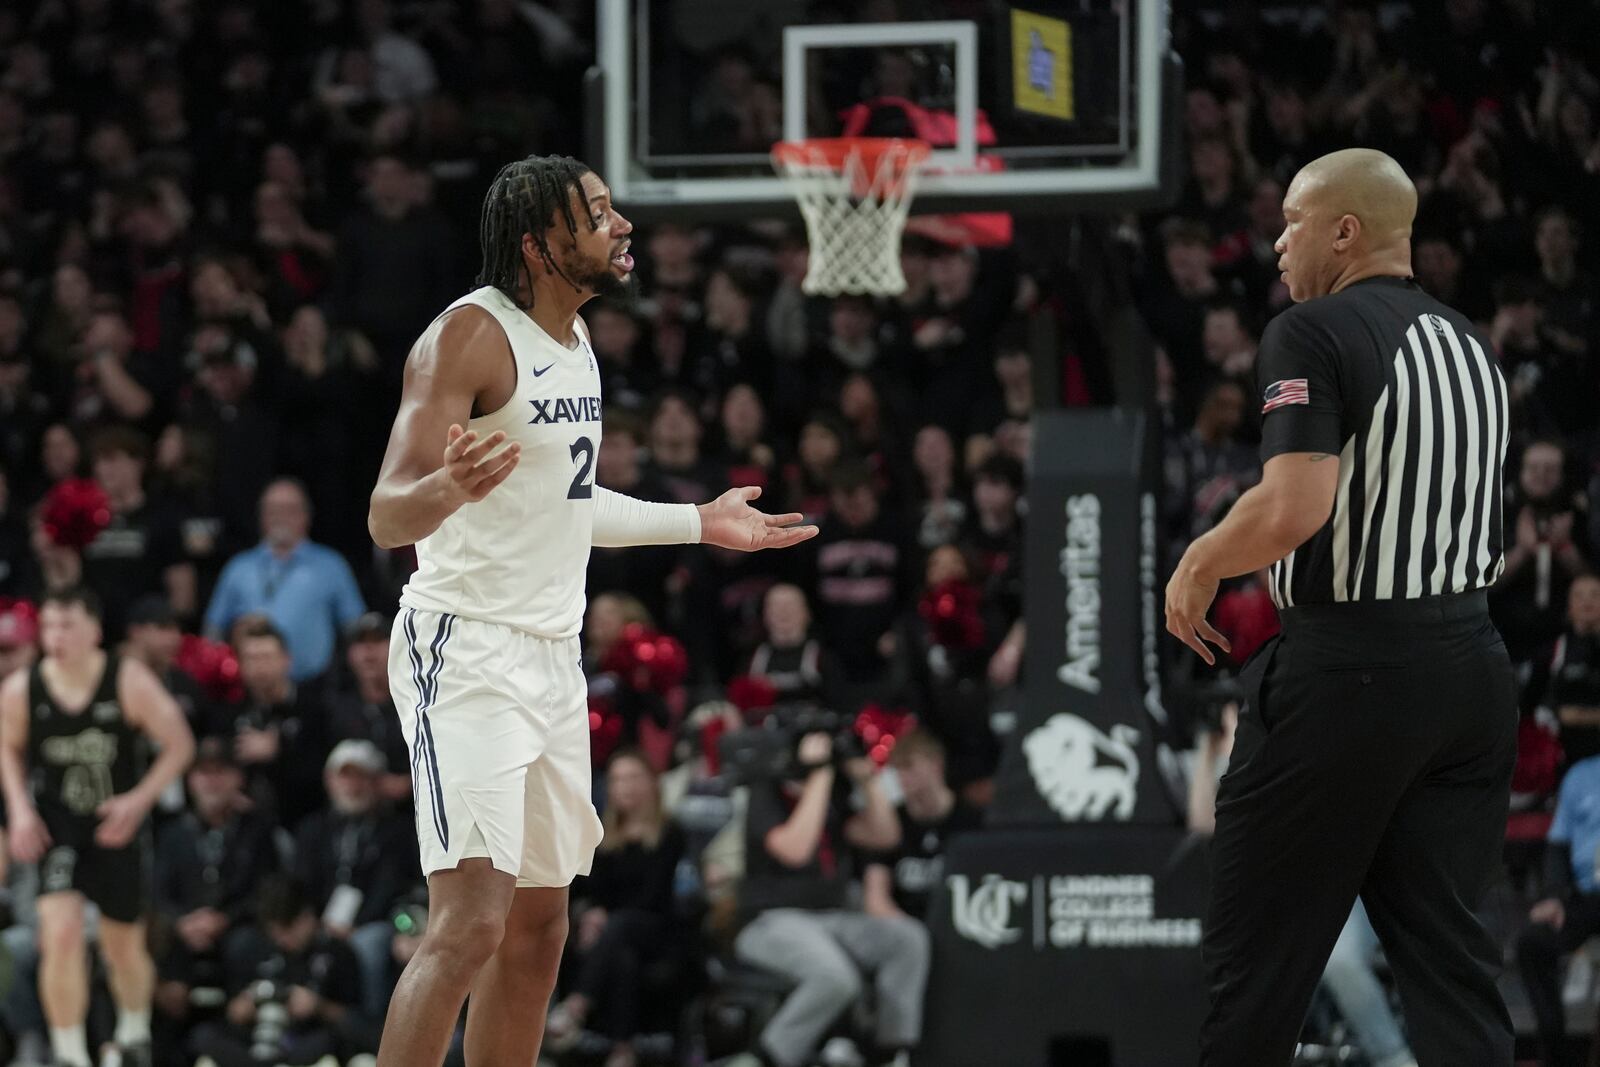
{"left": 1275, "top": 148, "right": 1418, "bottom": 303}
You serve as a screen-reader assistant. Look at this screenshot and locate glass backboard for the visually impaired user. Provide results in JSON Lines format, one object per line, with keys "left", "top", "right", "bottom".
{"left": 589, "top": 0, "right": 1179, "bottom": 219}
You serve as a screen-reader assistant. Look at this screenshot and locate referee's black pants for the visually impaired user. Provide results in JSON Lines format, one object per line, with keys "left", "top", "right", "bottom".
{"left": 1200, "top": 590, "right": 1518, "bottom": 1066}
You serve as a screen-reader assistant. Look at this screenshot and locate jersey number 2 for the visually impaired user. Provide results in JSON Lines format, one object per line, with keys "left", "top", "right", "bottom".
{"left": 568, "top": 437, "right": 595, "bottom": 499}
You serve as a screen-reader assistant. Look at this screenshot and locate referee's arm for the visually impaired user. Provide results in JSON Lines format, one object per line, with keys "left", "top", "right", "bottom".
{"left": 1167, "top": 310, "right": 1342, "bottom": 663}
{"left": 1183, "top": 453, "right": 1338, "bottom": 575}
{"left": 1167, "top": 454, "right": 1338, "bottom": 661}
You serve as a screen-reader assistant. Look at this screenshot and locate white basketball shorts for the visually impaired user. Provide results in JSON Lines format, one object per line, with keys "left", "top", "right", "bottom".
{"left": 388, "top": 607, "right": 603, "bottom": 887}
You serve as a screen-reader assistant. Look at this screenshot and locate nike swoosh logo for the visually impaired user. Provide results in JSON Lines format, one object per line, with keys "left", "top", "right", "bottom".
{"left": 531, "top": 363, "right": 555, "bottom": 377}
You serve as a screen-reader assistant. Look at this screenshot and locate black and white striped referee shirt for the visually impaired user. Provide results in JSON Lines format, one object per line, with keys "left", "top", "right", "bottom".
{"left": 1257, "top": 276, "right": 1509, "bottom": 608}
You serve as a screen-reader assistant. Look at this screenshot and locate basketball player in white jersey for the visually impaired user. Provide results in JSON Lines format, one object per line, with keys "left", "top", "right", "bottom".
{"left": 366, "top": 155, "right": 817, "bottom": 1067}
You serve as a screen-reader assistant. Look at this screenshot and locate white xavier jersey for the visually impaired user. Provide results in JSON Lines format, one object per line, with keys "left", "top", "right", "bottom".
{"left": 400, "top": 285, "right": 604, "bottom": 638}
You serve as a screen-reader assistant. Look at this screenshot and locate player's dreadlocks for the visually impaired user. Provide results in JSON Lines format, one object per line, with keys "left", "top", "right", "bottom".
{"left": 476, "top": 154, "right": 595, "bottom": 309}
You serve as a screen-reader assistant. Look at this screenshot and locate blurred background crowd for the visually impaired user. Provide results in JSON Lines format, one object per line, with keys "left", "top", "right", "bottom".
{"left": 0, "top": 0, "right": 1597, "bottom": 1064}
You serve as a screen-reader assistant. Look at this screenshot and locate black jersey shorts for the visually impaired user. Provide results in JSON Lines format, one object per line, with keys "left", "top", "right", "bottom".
{"left": 36, "top": 807, "right": 150, "bottom": 924}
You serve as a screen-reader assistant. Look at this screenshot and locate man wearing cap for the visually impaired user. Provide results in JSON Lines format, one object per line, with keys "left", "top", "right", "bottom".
{"left": 328, "top": 613, "right": 410, "bottom": 805}
{"left": 153, "top": 736, "right": 280, "bottom": 1050}
{"left": 293, "top": 739, "right": 418, "bottom": 1023}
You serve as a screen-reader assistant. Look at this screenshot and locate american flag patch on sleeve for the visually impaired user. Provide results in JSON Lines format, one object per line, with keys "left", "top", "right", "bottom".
{"left": 1262, "top": 378, "right": 1309, "bottom": 413}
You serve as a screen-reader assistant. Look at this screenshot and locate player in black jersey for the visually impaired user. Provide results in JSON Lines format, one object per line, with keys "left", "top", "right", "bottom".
{"left": 1167, "top": 149, "right": 1516, "bottom": 1064}
{"left": 0, "top": 588, "right": 194, "bottom": 1067}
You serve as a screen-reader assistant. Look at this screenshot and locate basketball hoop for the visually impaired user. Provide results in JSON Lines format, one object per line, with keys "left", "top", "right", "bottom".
{"left": 771, "top": 137, "right": 932, "bottom": 297}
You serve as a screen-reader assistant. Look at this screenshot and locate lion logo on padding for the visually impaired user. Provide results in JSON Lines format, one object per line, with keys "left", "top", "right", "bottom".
{"left": 1023, "top": 713, "right": 1140, "bottom": 821}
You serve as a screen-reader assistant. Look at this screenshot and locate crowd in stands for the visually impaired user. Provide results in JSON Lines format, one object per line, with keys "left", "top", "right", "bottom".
{"left": 0, "top": 0, "right": 1596, "bottom": 1064}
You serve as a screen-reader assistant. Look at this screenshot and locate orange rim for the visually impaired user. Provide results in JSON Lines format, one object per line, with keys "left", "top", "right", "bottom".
{"left": 771, "top": 137, "right": 932, "bottom": 174}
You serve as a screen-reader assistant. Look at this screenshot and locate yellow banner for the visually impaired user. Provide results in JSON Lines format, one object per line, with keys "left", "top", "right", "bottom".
{"left": 1012, "top": 8, "right": 1073, "bottom": 121}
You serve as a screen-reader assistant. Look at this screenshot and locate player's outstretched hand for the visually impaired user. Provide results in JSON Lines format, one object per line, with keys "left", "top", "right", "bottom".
{"left": 444, "top": 424, "right": 521, "bottom": 504}
{"left": 95, "top": 792, "right": 151, "bottom": 848}
{"left": 697, "top": 486, "right": 819, "bottom": 552}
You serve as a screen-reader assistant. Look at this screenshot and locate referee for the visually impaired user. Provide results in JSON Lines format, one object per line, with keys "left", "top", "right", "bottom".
{"left": 1166, "top": 148, "right": 1515, "bottom": 1065}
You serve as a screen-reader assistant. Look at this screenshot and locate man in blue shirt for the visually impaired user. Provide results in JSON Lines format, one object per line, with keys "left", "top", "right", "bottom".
{"left": 1517, "top": 755, "right": 1600, "bottom": 1067}
{"left": 203, "top": 478, "right": 366, "bottom": 682}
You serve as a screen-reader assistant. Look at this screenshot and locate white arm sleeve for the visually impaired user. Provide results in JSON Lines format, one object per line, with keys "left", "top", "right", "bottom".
{"left": 592, "top": 486, "right": 702, "bottom": 547}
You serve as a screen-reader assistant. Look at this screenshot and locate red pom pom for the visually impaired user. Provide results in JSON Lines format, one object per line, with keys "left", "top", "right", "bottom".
{"left": 601, "top": 625, "right": 689, "bottom": 696}
{"left": 726, "top": 674, "right": 779, "bottom": 714}
{"left": 853, "top": 704, "right": 918, "bottom": 766}
{"left": 648, "top": 635, "right": 688, "bottom": 692}
{"left": 601, "top": 622, "right": 649, "bottom": 676}
{"left": 174, "top": 634, "right": 245, "bottom": 704}
{"left": 41, "top": 479, "right": 113, "bottom": 550}
{"left": 588, "top": 698, "right": 625, "bottom": 766}
{"left": 917, "top": 579, "right": 986, "bottom": 650}
{"left": 0, "top": 598, "right": 38, "bottom": 647}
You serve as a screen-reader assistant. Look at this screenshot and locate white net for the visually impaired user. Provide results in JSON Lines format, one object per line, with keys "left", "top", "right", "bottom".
{"left": 772, "top": 138, "right": 931, "bottom": 297}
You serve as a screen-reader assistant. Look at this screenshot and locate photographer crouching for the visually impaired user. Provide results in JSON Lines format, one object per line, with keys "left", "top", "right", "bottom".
{"left": 727, "top": 727, "right": 924, "bottom": 1067}
{"left": 189, "top": 875, "right": 367, "bottom": 1067}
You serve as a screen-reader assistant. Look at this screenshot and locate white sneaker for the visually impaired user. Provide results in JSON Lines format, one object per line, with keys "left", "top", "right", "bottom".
{"left": 347, "top": 1057, "right": 378, "bottom": 1067}
{"left": 193, "top": 1058, "right": 220, "bottom": 1067}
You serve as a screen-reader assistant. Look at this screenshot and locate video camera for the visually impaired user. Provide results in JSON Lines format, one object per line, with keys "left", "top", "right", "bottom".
{"left": 717, "top": 702, "right": 866, "bottom": 786}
